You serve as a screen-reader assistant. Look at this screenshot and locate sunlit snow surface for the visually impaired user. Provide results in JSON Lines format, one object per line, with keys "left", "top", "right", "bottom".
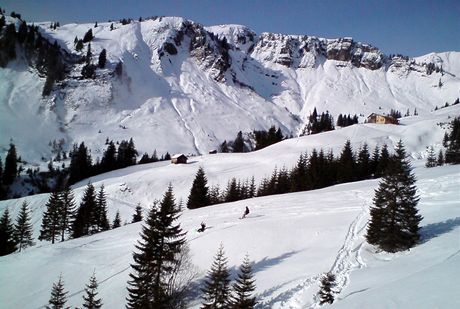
{"left": 0, "top": 110, "right": 459, "bottom": 308}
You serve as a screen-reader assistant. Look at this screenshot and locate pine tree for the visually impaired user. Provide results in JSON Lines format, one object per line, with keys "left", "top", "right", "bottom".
{"left": 3, "top": 143, "right": 18, "bottom": 185}
{"left": 112, "top": 210, "right": 121, "bottom": 228}
{"left": 337, "top": 140, "right": 355, "bottom": 183}
{"left": 82, "top": 271, "right": 103, "bottom": 309}
{"left": 83, "top": 28, "right": 94, "bottom": 43}
{"left": 39, "top": 191, "right": 63, "bottom": 244}
{"left": 230, "top": 255, "right": 257, "bottom": 309}
{"left": 98, "top": 48, "right": 106, "bottom": 68}
{"left": 233, "top": 131, "right": 245, "bottom": 153}
{"left": 187, "top": 167, "right": 209, "bottom": 209}
{"left": 132, "top": 203, "right": 143, "bottom": 223}
{"left": 101, "top": 141, "right": 117, "bottom": 172}
{"left": 126, "top": 185, "right": 187, "bottom": 308}
{"left": 14, "top": 201, "right": 35, "bottom": 251}
{"left": 437, "top": 149, "right": 444, "bottom": 166}
{"left": 201, "top": 244, "right": 231, "bottom": 309}
{"left": 318, "top": 273, "right": 336, "bottom": 305}
{"left": 46, "top": 275, "right": 68, "bottom": 309}
{"left": 95, "top": 185, "right": 110, "bottom": 232}
{"left": 357, "top": 143, "right": 371, "bottom": 179}
{"left": 445, "top": 117, "right": 460, "bottom": 164}
{"left": 366, "top": 140, "right": 422, "bottom": 252}
{"left": 0, "top": 208, "right": 17, "bottom": 256}
{"left": 375, "top": 144, "right": 390, "bottom": 177}
{"left": 60, "top": 186, "right": 76, "bottom": 241}
{"left": 425, "top": 146, "right": 437, "bottom": 168}
{"left": 75, "top": 39, "right": 84, "bottom": 51}
{"left": 72, "top": 182, "right": 97, "bottom": 238}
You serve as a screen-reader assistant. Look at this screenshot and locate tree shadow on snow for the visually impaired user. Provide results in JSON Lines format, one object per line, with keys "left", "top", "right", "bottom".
{"left": 419, "top": 217, "right": 460, "bottom": 244}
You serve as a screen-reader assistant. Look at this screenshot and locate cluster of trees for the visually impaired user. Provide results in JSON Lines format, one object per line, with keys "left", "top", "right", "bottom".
{"left": 72, "top": 183, "right": 113, "bottom": 238}
{"left": 366, "top": 141, "right": 422, "bottom": 252}
{"left": 187, "top": 167, "right": 256, "bottom": 209}
{"left": 253, "top": 125, "right": 284, "bottom": 150}
{"left": 68, "top": 138, "right": 138, "bottom": 184}
{"left": 0, "top": 12, "right": 67, "bottom": 95}
{"left": 389, "top": 109, "right": 402, "bottom": 119}
{"left": 201, "top": 245, "right": 257, "bottom": 308}
{"left": 0, "top": 201, "right": 34, "bottom": 256}
{"left": 138, "top": 149, "right": 171, "bottom": 164}
{"left": 426, "top": 116, "right": 460, "bottom": 167}
{"left": 187, "top": 141, "right": 394, "bottom": 209}
{"left": 303, "top": 108, "right": 335, "bottom": 135}
{"left": 46, "top": 272, "right": 103, "bottom": 309}
{"left": 220, "top": 131, "right": 246, "bottom": 153}
{"left": 434, "top": 98, "right": 460, "bottom": 111}
{"left": 336, "top": 114, "right": 359, "bottom": 127}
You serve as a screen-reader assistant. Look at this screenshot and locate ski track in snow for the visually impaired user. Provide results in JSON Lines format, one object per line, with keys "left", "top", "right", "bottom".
{"left": 271, "top": 199, "right": 369, "bottom": 309}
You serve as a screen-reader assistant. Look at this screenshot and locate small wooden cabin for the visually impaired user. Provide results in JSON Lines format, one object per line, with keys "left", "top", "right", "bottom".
{"left": 208, "top": 149, "right": 217, "bottom": 154}
{"left": 367, "top": 113, "right": 399, "bottom": 125}
{"left": 171, "top": 154, "right": 188, "bottom": 164}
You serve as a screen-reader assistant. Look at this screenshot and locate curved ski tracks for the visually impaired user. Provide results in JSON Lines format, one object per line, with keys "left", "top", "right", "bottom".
{"left": 269, "top": 202, "right": 369, "bottom": 309}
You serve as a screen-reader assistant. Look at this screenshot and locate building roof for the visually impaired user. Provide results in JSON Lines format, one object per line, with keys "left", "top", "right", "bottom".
{"left": 171, "top": 154, "right": 187, "bottom": 159}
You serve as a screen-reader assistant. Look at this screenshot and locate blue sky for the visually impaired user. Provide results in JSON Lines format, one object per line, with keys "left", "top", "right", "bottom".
{"left": 2, "top": 0, "right": 459, "bottom": 56}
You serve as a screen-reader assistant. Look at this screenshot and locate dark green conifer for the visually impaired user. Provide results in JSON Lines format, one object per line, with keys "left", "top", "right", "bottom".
{"left": 3, "top": 143, "right": 18, "bottom": 185}
{"left": 126, "top": 185, "right": 187, "bottom": 308}
{"left": 366, "top": 140, "right": 422, "bottom": 252}
{"left": 318, "top": 273, "right": 336, "bottom": 305}
{"left": 60, "top": 186, "right": 76, "bottom": 241}
{"left": 425, "top": 146, "right": 437, "bottom": 168}
{"left": 187, "top": 167, "right": 209, "bottom": 209}
{"left": 112, "top": 210, "right": 121, "bottom": 228}
{"left": 131, "top": 203, "right": 143, "bottom": 223}
{"left": 0, "top": 208, "right": 17, "bottom": 255}
{"left": 72, "top": 182, "right": 96, "bottom": 238}
{"left": 98, "top": 48, "right": 106, "bottom": 68}
{"left": 14, "top": 201, "right": 35, "bottom": 251}
{"left": 201, "top": 244, "right": 231, "bottom": 309}
{"left": 231, "top": 255, "right": 257, "bottom": 308}
{"left": 46, "top": 275, "right": 68, "bottom": 309}
{"left": 82, "top": 271, "right": 103, "bottom": 309}
{"left": 39, "top": 191, "right": 63, "bottom": 244}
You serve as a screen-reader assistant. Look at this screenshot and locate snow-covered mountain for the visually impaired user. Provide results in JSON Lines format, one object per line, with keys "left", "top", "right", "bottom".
{"left": 1, "top": 15, "right": 459, "bottom": 161}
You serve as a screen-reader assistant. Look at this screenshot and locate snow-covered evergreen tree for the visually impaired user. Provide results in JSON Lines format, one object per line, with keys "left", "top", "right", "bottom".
{"left": 126, "top": 185, "right": 187, "bottom": 308}
{"left": 201, "top": 244, "right": 231, "bottom": 309}
{"left": 14, "top": 201, "right": 35, "bottom": 251}
{"left": 112, "top": 210, "right": 121, "bottom": 229}
{"left": 318, "top": 272, "right": 336, "bottom": 305}
{"left": 95, "top": 184, "right": 110, "bottom": 232}
{"left": 425, "top": 146, "right": 437, "bottom": 168}
{"left": 0, "top": 208, "right": 17, "bottom": 255}
{"left": 366, "top": 140, "right": 422, "bottom": 252}
{"left": 39, "top": 191, "right": 63, "bottom": 244}
{"left": 72, "top": 182, "right": 97, "bottom": 238}
{"left": 82, "top": 271, "right": 103, "bottom": 309}
{"left": 131, "top": 203, "right": 143, "bottom": 223}
{"left": 231, "top": 255, "right": 257, "bottom": 308}
{"left": 187, "top": 167, "right": 209, "bottom": 209}
{"left": 46, "top": 275, "right": 68, "bottom": 309}
{"left": 60, "top": 186, "right": 76, "bottom": 241}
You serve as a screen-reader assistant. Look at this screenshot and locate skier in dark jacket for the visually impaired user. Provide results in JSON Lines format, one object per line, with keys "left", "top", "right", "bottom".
{"left": 241, "top": 206, "right": 250, "bottom": 219}
{"left": 198, "top": 222, "right": 206, "bottom": 232}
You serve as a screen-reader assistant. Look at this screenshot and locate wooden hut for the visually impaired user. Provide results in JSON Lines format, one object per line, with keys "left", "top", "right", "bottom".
{"left": 367, "top": 113, "right": 399, "bottom": 125}
{"left": 171, "top": 154, "right": 188, "bottom": 164}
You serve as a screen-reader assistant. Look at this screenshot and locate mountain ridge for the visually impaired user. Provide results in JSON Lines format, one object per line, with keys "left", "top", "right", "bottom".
{"left": 0, "top": 15, "right": 459, "bottom": 162}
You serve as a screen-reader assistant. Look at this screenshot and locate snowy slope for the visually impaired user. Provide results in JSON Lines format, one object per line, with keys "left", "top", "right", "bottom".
{"left": 1, "top": 16, "right": 459, "bottom": 162}
{"left": 0, "top": 109, "right": 459, "bottom": 308}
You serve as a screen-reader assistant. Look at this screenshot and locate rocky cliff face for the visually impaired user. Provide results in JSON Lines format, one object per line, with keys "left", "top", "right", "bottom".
{"left": 0, "top": 16, "right": 457, "bottom": 160}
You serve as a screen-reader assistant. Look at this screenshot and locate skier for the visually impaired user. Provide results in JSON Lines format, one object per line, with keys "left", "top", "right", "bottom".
{"left": 197, "top": 222, "right": 206, "bottom": 232}
{"left": 241, "top": 206, "right": 250, "bottom": 219}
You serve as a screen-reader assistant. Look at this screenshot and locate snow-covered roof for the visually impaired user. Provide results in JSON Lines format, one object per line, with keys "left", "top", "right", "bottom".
{"left": 171, "top": 154, "right": 187, "bottom": 159}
